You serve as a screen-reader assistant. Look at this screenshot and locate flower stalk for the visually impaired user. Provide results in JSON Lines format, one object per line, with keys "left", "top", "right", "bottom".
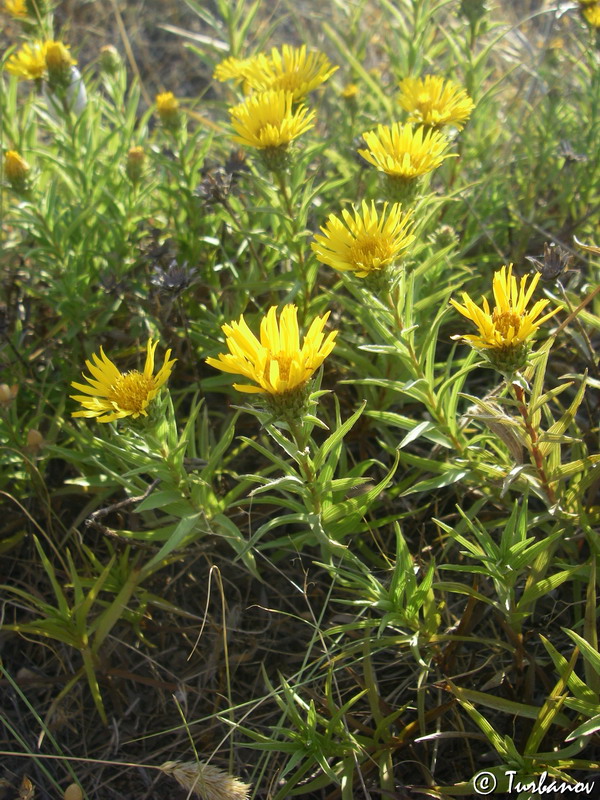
{"left": 511, "top": 381, "right": 556, "bottom": 505}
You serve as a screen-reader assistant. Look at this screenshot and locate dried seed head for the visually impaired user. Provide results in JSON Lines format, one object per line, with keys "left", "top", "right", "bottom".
{"left": 196, "top": 167, "right": 233, "bottom": 205}
{"left": 159, "top": 760, "right": 251, "bottom": 800}
{"left": 151, "top": 260, "right": 197, "bottom": 294}
{"left": 525, "top": 242, "right": 574, "bottom": 282}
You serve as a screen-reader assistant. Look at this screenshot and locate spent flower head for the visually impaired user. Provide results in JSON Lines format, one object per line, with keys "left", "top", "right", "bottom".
{"left": 71, "top": 339, "right": 176, "bottom": 423}
{"left": 240, "top": 44, "right": 338, "bottom": 101}
{"left": 398, "top": 75, "right": 474, "bottom": 129}
{"left": 206, "top": 304, "right": 337, "bottom": 404}
{"left": 450, "top": 265, "right": 559, "bottom": 373}
{"left": 359, "top": 122, "right": 454, "bottom": 181}
{"left": 312, "top": 201, "right": 414, "bottom": 281}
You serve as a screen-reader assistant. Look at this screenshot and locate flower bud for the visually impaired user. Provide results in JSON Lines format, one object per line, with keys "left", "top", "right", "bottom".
{"left": 99, "top": 44, "right": 121, "bottom": 74}
{"left": 44, "top": 41, "right": 76, "bottom": 87}
{"left": 63, "top": 785, "right": 84, "bottom": 800}
{"left": 459, "top": 0, "right": 487, "bottom": 25}
{"left": 126, "top": 146, "right": 145, "bottom": 183}
{"left": 4, "top": 151, "right": 30, "bottom": 191}
{"left": 26, "top": 428, "right": 45, "bottom": 453}
{"left": 155, "top": 91, "right": 181, "bottom": 130}
{"left": 0, "top": 383, "right": 18, "bottom": 407}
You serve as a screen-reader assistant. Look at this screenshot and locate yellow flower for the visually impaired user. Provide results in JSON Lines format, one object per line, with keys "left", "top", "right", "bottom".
{"left": 312, "top": 201, "right": 414, "bottom": 278}
{"left": 5, "top": 40, "right": 47, "bottom": 79}
{"left": 156, "top": 91, "right": 179, "bottom": 114}
{"left": 45, "top": 41, "right": 75, "bottom": 70}
{"left": 398, "top": 75, "right": 474, "bottom": 129}
{"left": 155, "top": 91, "right": 180, "bottom": 128}
{"left": 582, "top": 2, "right": 600, "bottom": 26}
{"left": 4, "top": 0, "right": 27, "bottom": 16}
{"left": 206, "top": 305, "right": 337, "bottom": 395}
{"left": 4, "top": 150, "right": 30, "bottom": 183}
{"left": 241, "top": 44, "right": 338, "bottom": 101}
{"left": 5, "top": 40, "right": 75, "bottom": 81}
{"left": 229, "top": 90, "right": 315, "bottom": 150}
{"left": 450, "top": 265, "right": 558, "bottom": 352}
{"left": 358, "top": 122, "right": 454, "bottom": 180}
{"left": 213, "top": 53, "right": 272, "bottom": 90}
{"left": 70, "top": 339, "right": 176, "bottom": 423}
{"left": 341, "top": 83, "right": 359, "bottom": 99}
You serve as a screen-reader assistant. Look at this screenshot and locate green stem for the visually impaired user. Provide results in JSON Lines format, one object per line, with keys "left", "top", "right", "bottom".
{"left": 387, "top": 287, "right": 465, "bottom": 454}
{"left": 273, "top": 169, "right": 309, "bottom": 318}
{"left": 287, "top": 418, "right": 321, "bottom": 514}
{"left": 512, "top": 382, "right": 557, "bottom": 505}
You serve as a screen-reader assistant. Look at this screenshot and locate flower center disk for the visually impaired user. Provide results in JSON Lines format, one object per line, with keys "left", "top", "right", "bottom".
{"left": 111, "top": 370, "right": 154, "bottom": 412}
{"left": 492, "top": 309, "right": 522, "bottom": 338}
{"left": 349, "top": 235, "right": 393, "bottom": 270}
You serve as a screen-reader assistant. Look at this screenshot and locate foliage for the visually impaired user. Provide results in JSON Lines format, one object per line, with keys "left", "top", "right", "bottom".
{"left": 1, "top": 0, "right": 599, "bottom": 798}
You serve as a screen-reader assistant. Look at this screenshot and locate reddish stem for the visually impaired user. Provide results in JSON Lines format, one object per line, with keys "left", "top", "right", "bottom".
{"left": 512, "top": 382, "right": 556, "bottom": 505}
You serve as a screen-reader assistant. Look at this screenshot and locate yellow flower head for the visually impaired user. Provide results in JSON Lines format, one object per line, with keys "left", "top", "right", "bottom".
{"left": 6, "top": 40, "right": 47, "bottom": 79}
{"left": 450, "top": 265, "right": 559, "bottom": 353}
{"left": 229, "top": 90, "right": 315, "bottom": 150}
{"left": 71, "top": 339, "right": 176, "bottom": 423}
{"left": 582, "top": 2, "right": 600, "bottom": 26}
{"left": 341, "top": 83, "right": 359, "bottom": 99}
{"left": 358, "top": 122, "right": 454, "bottom": 180}
{"left": 44, "top": 41, "right": 76, "bottom": 71}
{"left": 312, "top": 201, "right": 414, "bottom": 278}
{"left": 4, "top": 0, "right": 27, "bottom": 17}
{"left": 126, "top": 145, "right": 145, "bottom": 182}
{"left": 213, "top": 53, "right": 272, "bottom": 89}
{"left": 156, "top": 90, "right": 178, "bottom": 110}
{"left": 398, "top": 75, "right": 475, "bottom": 129}
{"left": 241, "top": 44, "right": 338, "bottom": 101}
{"left": 155, "top": 91, "right": 180, "bottom": 125}
{"left": 206, "top": 304, "right": 337, "bottom": 395}
{"left": 4, "top": 150, "right": 30, "bottom": 182}
{"left": 5, "top": 40, "right": 75, "bottom": 81}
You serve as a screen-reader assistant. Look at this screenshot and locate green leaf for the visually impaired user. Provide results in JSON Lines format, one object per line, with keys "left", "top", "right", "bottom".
{"left": 313, "top": 401, "right": 366, "bottom": 472}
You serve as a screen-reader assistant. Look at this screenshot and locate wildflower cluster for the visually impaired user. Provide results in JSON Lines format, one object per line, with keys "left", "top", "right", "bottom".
{"left": 6, "top": 39, "right": 75, "bottom": 83}
{"left": 3, "top": 4, "right": 597, "bottom": 799}
{"left": 214, "top": 44, "right": 337, "bottom": 167}
{"left": 311, "top": 74, "right": 473, "bottom": 286}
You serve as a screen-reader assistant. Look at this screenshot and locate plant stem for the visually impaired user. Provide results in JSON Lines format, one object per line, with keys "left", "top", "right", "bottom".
{"left": 272, "top": 168, "right": 309, "bottom": 318}
{"left": 512, "top": 382, "right": 556, "bottom": 505}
